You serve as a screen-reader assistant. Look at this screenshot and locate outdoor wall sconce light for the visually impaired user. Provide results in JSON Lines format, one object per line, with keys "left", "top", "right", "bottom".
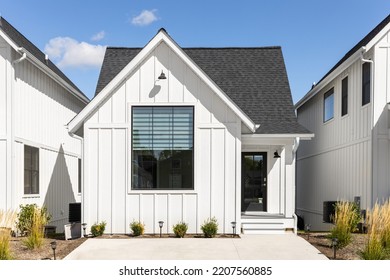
{"left": 82, "top": 223, "right": 87, "bottom": 237}
{"left": 332, "top": 238, "right": 338, "bottom": 259}
{"left": 231, "top": 221, "right": 237, "bottom": 237}
{"left": 305, "top": 224, "right": 311, "bottom": 240}
{"left": 158, "top": 221, "right": 164, "bottom": 237}
{"left": 273, "top": 151, "right": 280, "bottom": 158}
{"left": 158, "top": 70, "right": 167, "bottom": 80}
{"left": 50, "top": 241, "right": 57, "bottom": 260}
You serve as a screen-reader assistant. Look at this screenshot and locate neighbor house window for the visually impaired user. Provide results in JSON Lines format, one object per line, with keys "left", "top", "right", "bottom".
{"left": 341, "top": 76, "right": 348, "bottom": 116}
{"left": 323, "top": 88, "right": 334, "bottom": 122}
{"left": 362, "top": 62, "right": 371, "bottom": 106}
{"left": 132, "top": 106, "right": 194, "bottom": 190}
{"left": 24, "top": 145, "right": 39, "bottom": 195}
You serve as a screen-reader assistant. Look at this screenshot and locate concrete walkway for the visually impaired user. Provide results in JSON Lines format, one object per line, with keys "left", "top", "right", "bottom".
{"left": 64, "top": 234, "right": 328, "bottom": 260}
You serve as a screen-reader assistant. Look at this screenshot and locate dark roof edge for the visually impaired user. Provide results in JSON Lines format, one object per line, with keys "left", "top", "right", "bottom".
{"left": 296, "top": 13, "right": 390, "bottom": 109}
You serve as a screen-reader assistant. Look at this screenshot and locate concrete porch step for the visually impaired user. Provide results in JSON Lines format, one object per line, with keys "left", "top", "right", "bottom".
{"left": 241, "top": 216, "right": 295, "bottom": 234}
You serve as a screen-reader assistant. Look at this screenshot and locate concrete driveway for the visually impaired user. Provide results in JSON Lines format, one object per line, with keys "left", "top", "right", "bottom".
{"left": 64, "top": 234, "right": 328, "bottom": 260}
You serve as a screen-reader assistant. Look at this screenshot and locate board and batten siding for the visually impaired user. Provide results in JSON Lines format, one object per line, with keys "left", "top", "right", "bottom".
{"left": 0, "top": 38, "right": 85, "bottom": 230}
{"left": 372, "top": 31, "right": 390, "bottom": 202}
{"left": 84, "top": 42, "right": 241, "bottom": 234}
{"left": 297, "top": 57, "right": 372, "bottom": 230}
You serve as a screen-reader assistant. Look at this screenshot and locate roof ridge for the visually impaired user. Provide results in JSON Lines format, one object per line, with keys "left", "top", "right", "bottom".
{"left": 106, "top": 46, "right": 281, "bottom": 50}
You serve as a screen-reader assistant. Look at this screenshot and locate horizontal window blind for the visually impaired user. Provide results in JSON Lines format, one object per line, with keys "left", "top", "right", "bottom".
{"left": 132, "top": 107, "right": 193, "bottom": 151}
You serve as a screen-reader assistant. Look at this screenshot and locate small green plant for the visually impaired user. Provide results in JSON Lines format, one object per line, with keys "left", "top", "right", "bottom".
{"left": 173, "top": 222, "right": 188, "bottom": 238}
{"left": 90, "top": 221, "right": 106, "bottom": 237}
{"left": 201, "top": 217, "right": 218, "bottom": 238}
{"left": 130, "top": 221, "right": 145, "bottom": 236}
{"left": 0, "top": 234, "right": 12, "bottom": 260}
{"left": 329, "top": 201, "right": 360, "bottom": 248}
{"left": 22, "top": 207, "right": 49, "bottom": 249}
{"left": 16, "top": 204, "right": 51, "bottom": 236}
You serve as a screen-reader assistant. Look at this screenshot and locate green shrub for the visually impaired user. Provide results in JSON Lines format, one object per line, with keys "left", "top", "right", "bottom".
{"left": 22, "top": 207, "right": 49, "bottom": 249}
{"left": 91, "top": 221, "right": 106, "bottom": 237}
{"left": 173, "top": 222, "right": 188, "bottom": 238}
{"left": 16, "top": 204, "right": 51, "bottom": 236}
{"left": 201, "top": 217, "right": 218, "bottom": 238}
{"left": 130, "top": 221, "right": 145, "bottom": 236}
{"left": 0, "top": 231, "right": 12, "bottom": 260}
{"left": 329, "top": 201, "right": 360, "bottom": 248}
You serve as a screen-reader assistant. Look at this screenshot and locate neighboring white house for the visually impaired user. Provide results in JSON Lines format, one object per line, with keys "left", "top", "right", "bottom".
{"left": 0, "top": 17, "right": 89, "bottom": 231}
{"left": 68, "top": 29, "right": 312, "bottom": 235}
{"left": 296, "top": 14, "right": 390, "bottom": 230}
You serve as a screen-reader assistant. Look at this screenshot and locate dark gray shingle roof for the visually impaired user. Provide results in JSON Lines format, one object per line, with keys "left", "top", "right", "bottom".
{"left": 95, "top": 45, "right": 310, "bottom": 134}
{"left": 0, "top": 16, "right": 87, "bottom": 101}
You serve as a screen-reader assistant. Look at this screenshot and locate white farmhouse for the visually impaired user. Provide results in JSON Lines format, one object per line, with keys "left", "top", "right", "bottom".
{"left": 0, "top": 17, "right": 88, "bottom": 231}
{"left": 296, "top": 14, "right": 390, "bottom": 230}
{"left": 68, "top": 29, "right": 312, "bottom": 235}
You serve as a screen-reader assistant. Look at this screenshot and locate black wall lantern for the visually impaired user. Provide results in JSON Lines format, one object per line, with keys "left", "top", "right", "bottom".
{"left": 158, "top": 71, "right": 167, "bottom": 80}
{"left": 273, "top": 151, "right": 280, "bottom": 158}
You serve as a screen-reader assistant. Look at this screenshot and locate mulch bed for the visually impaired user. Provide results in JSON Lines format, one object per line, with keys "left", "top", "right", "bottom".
{"left": 298, "top": 232, "right": 367, "bottom": 260}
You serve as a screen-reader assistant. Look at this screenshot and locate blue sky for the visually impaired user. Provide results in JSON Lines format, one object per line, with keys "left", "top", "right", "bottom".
{"left": 1, "top": 0, "right": 389, "bottom": 102}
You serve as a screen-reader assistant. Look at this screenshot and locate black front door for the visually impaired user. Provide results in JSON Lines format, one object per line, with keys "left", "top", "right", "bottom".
{"left": 242, "top": 152, "right": 267, "bottom": 212}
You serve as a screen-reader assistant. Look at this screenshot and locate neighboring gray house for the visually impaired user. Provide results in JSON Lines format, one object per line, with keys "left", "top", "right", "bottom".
{"left": 68, "top": 29, "right": 312, "bottom": 235}
{"left": 296, "top": 14, "right": 390, "bottom": 230}
{"left": 0, "top": 17, "right": 89, "bottom": 231}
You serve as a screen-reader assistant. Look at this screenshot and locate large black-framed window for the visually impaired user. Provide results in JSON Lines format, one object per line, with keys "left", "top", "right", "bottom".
{"left": 24, "top": 145, "right": 39, "bottom": 195}
{"left": 132, "top": 106, "right": 194, "bottom": 190}
{"left": 362, "top": 62, "right": 371, "bottom": 106}
{"left": 341, "top": 76, "right": 348, "bottom": 116}
{"left": 323, "top": 88, "right": 334, "bottom": 123}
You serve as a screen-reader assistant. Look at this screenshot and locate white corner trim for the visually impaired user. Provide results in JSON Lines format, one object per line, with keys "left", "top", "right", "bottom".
{"left": 68, "top": 30, "right": 256, "bottom": 133}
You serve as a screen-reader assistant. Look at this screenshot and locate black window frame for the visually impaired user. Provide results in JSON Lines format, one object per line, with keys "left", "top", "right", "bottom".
{"left": 362, "top": 62, "right": 371, "bottom": 106}
{"left": 341, "top": 76, "right": 348, "bottom": 116}
{"left": 78, "top": 158, "right": 82, "bottom": 193}
{"left": 131, "top": 106, "right": 194, "bottom": 190}
{"left": 24, "top": 145, "right": 39, "bottom": 195}
{"left": 323, "top": 88, "right": 334, "bottom": 123}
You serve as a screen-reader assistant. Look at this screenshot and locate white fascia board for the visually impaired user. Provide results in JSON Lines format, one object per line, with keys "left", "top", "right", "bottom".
{"left": 69, "top": 30, "right": 257, "bottom": 133}
{"left": 18, "top": 47, "right": 89, "bottom": 104}
{"left": 0, "top": 30, "right": 88, "bottom": 104}
{"left": 295, "top": 50, "right": 363, "bottom": 110}
{"left": 242, "top": 133, "right": 314, "bottom": 140}
{"left": 365, "top": 22, "right": 390, "bottom": 51}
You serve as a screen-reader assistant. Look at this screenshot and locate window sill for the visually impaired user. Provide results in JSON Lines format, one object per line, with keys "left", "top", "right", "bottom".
{"left": 323, "top": 117, "right": 334, "bottom": 125}
{"left": 22, "top": 194, "right": 40, "bottom": 199}
{"left": 128, "top": 189, "right": 197, "bottom": 195}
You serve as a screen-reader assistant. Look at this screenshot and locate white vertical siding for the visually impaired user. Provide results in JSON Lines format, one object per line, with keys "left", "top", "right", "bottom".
{"left": 0, "top": 141, "right": 6, "bottom": 209}
{"left": 297, "top": 53, "right": 373, "bottom": 230}
{"left": 0, "top": 41, "right": 8, "bottom": 136}
{"left": 84, "top": 41, "right": 240, "bottom": 234}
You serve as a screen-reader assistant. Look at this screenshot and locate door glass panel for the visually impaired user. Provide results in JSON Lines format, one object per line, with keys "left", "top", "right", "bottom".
{"left": 242, "top": 153, "right": 267, "bottom": 212}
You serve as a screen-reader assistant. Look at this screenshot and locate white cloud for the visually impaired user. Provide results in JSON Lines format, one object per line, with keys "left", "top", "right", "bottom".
{"left": 131, "top": 9, "right": 158, "bottom": 26}
{"left": 44, "top": 37, "right": 106, "bottom": 69}
{"left": 91, "top": 31, "right": 105, "bottom": 42}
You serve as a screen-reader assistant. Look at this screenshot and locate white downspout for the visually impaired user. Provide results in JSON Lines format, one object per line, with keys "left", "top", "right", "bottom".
{"left": 292, "top": 137, "right": 300, "bottom": 234}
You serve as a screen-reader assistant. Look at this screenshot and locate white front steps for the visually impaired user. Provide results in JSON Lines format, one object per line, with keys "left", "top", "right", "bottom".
{"left": 241, "top": 215, "right": 295, "bottom": 234}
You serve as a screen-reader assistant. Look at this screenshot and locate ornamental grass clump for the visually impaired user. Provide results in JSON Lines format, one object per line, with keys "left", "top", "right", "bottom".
{"left": 173, "top": 222, "right": 188, "bottom": 238}
{"left": 329, "top": 201, "right": 360, "bottom": 248}
{"left": 0, "top": 209, "right": 17, "bottom": 260}
{"left": 16, "top": 204, "right": 51, "bottom": 236}
{"left": 361, "top": 200, "right": 390, "bottom": 259}
{"left": 130, "top": 221, "right": 145, "bottom": 236}
{"left": 201, "top": 217, "right": 218, "bottom": 238}
{"left": 90, "top": 221, "right": 106, "bottom": 237}
{"left": 23, "top": 206, "right": 50, "bottom": 249}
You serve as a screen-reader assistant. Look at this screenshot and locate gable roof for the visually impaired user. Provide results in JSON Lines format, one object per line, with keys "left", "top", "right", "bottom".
{"left": 296, "top": 13, "right": 390, "bottom": 109}
{"left": 70, "top": 29, "right": 310, "bottom": 135}
{"left": 0, "top": 16, "right": 89, "bottom": 103}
